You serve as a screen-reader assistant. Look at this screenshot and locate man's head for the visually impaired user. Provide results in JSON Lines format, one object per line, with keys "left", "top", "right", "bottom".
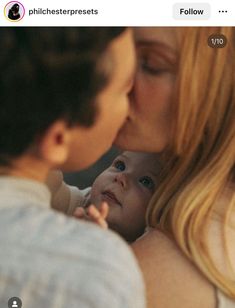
{"left": 90, "top": 151, "right": 162, "bottom": 242}
{"left": 0, "top": 28, "right": 135, "bottom": 175}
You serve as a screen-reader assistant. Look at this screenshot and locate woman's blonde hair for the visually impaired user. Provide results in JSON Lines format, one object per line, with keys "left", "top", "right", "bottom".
{"left": 147, "top": 27, "right": 235, "bottom": 298}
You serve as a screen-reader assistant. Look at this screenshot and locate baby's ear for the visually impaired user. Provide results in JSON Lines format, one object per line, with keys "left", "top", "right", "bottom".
{"left": 38, "top": 120, "right": 71, "bottom": 167}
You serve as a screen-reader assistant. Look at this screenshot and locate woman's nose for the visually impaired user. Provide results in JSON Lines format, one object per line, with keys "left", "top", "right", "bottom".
{"left": 114, "top": 173, "right": 127, "bottom": 188}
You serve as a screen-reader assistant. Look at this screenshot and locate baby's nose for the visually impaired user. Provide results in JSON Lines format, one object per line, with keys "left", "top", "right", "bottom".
{"left": 114, "top": 172, "right": 127, "bottom": 188}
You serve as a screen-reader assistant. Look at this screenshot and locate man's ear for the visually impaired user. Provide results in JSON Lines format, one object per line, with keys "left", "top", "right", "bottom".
{"left": 38, "top": 120, "right": 72, "bottom": 167}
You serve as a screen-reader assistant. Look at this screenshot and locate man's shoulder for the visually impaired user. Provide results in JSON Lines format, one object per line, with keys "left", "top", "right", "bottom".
{"left": 1, "top": 204, "right": 133, "bottom": 263}
{"left": 0, "top": 207, "right": 146, "bottom": 307}
{"left": 4, "top": 204, "right": 131, "bottom": 258}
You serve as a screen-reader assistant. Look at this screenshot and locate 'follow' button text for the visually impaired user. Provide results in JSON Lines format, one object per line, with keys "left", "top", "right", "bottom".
{"left": 173, "top": 3, "right": 211, "bottom": 20}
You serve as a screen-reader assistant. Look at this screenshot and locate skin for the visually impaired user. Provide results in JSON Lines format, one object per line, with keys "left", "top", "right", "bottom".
{"left": 132, "top": 229, "right": 216, "bottom": 308}
{"left": 114, "top": 28, "right": 216, "bottom": 308}
{"left": 115, "top": 27, "right": 179, "bottom": 152}
{"left": 89, "top": 151, "right": 161, "bottom": 242}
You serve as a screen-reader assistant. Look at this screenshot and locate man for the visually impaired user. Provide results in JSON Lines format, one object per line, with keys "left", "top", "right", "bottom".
{"left": 0, "top": 28, "right": 145, "bottom": 307}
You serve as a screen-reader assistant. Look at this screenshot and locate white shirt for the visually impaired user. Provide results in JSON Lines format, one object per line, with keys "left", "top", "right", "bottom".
{"left": 0, "top": 176, "right": 146, "bottom": 308}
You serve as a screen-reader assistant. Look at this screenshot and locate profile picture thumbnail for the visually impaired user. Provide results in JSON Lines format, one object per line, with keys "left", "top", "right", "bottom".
{"left": 4, "top": 1, "right": 25, "bottom": 21}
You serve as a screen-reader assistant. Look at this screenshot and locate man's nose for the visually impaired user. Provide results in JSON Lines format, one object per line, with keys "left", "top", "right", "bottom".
{"left": 128, "top": 82, "right": 135, "bottom": 103}
{"left": 114, "top": 173, "right": 128, "bottom": 188}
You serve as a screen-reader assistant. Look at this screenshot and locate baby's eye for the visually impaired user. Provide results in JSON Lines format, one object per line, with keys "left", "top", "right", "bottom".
{"left": 139, "top": 176, "right": 155, "bottom": 190}
{"left": 114, "top": 160, "right": 126, "bottom": 172}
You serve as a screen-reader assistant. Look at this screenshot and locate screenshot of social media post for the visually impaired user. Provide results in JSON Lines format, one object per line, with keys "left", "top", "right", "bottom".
{"left": 0, "top": 0, "right": 235, "bottom": 307}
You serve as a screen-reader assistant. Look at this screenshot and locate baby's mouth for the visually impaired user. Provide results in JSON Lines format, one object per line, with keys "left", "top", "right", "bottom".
{"left": 101, "top": 190, "right": 122, "bottom": 207}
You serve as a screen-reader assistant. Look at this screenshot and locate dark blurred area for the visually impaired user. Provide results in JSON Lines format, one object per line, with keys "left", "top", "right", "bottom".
{"left": 63, "top": 147, "right": 120, "bottom": 188}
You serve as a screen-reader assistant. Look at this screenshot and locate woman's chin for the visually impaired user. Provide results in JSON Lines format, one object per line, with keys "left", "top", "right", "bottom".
{"left": 114, "top": 128, "right": 168, "bottom": 152}
{"left": 114, "top": 132, "right": 135, "bottom": 150}
{"left": 114, "top": 120, "right": 135, "bottom": 149}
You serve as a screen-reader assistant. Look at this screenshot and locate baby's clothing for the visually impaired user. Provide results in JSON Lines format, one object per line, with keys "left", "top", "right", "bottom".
{"left": 68, "top": 186, "right": 91, "bottom": 212}
{"left": 49, "top": 170, "right": 90, "bottom": 215}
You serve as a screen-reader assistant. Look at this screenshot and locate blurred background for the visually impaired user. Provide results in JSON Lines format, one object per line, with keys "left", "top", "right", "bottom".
{"left": 63, "top": 147, "right": 120, "bottom": 188}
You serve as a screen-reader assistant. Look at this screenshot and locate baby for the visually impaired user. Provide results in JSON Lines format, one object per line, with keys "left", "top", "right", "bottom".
{"left": 49, "top": 151, "right": 161, "bottom": 242}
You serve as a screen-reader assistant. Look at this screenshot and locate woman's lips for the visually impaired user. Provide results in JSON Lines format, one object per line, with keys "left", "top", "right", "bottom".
{"left": 101, "top": 190, "right": 122, "bottom": 207}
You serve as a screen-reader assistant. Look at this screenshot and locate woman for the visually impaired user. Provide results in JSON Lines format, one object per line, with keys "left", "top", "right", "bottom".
{"left": 115, "top": 27, "right": 235, "bottom": 307}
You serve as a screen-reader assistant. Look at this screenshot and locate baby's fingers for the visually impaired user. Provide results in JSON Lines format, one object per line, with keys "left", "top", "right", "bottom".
{"left": 87, "top": 205, "right": 108, "bottom": 229}
{"left": 100, "top": 202, "right": 109, "bottom": 219}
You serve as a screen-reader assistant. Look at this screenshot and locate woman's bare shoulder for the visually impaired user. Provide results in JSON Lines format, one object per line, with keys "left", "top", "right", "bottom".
{"left": 131, "top": 229, "right": 216, "bottom": 308}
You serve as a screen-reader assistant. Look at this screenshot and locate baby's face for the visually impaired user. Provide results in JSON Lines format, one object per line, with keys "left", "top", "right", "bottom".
{"left": 90, "top": 151, "right": 161, "bottom": 241}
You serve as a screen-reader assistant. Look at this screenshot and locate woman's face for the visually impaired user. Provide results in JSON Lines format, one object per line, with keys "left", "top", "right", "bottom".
{"left": 115, "top": 27, "right": 179, "bottom": 152}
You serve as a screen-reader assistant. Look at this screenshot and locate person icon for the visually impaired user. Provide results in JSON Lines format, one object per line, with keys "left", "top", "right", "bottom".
{"left": 7, "top": 297, "right": 22, "bottom": 308}
{"left": 8, "top": 3, "right": 21, "bottom": 20}
{"left": 12, "top": 300, "right": 18, "bottom": 308}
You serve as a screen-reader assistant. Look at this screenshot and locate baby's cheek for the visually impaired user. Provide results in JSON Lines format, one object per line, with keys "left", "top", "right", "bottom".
{"left": 106, "top": 206, "right": 123, "bottom": 230}
{"left": 89, "top": 187, "right": 101, "bottom": 205}
{"left": 137, "top": 191, "right": 153, "bottom": 214}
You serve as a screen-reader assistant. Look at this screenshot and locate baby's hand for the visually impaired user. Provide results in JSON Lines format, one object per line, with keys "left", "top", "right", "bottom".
{"left": 73, "top": 202, "right": 109, "bottom": 229}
